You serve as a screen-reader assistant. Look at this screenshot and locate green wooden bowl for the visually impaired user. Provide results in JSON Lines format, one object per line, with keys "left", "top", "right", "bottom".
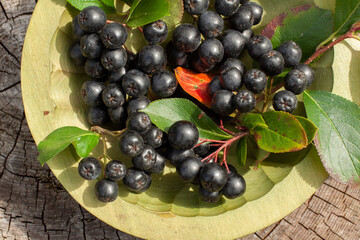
{"left": 22, "top": 0, "right": 359, "bottom": 239}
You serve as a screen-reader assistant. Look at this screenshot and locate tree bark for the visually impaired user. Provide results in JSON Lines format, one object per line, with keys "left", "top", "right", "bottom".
{"left": 0, "top": 1, "right": 359, "bottom": 239}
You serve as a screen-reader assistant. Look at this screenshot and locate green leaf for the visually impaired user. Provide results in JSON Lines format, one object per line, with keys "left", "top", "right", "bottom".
{"left": 38, "top": 127, "right": 100, "bottom": 166}
{"left": 236, "top": 137, "right": 247, "bottom": 167}
{"left": 67, "top": 0, "right": 116, "bottom": 13}
{"left": 142, "top": 98, "right": 232, "bottom": 140}
{"left": 303, "top": 90, "right": 360, "bottom": 184}
{"left": 126, "top": 0, "right": 141, "bottom": 21}
{"left": 243, "top": 112, "right": 308, "bottom": 153}
{"left": 294, "top": 116, "right": 318, "bottom": 144}
{"left": 161, "top": 0, "right": 185, "bottom": 43}
{"left": 126, "top": 0, "right": 170, "bottom": 27}
{"left": 334, "top": 0, "right": 360, "bottom": 36}
{"left": 101, "top": 0, "right": 115, "bottom": 7}
{"left": 271, "top": 7, "right": 334, "bottom": 60}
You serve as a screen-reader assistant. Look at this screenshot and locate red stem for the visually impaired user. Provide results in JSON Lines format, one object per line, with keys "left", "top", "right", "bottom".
{"left": 198, "top": 138, "right": 226, "bottom": 143}
{"left": 218, "top": 119, "right": 236, "bottom": 135}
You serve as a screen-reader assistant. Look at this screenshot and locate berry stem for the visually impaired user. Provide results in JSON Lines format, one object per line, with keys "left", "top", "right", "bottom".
{"left": 218, "top": 119, "right": 236, "bottom": 135}
{"left": 198, "top": 138, "right": 227, "bottom": 143}
{"left": 90, "top": 126, "right": 127, "bottom": 137}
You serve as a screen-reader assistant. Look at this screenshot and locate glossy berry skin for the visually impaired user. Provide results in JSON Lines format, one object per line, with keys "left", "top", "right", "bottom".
{"left": 242, "top": 2, "right": 263, "bottom": 25}
{"left": 295, "top": 64, "right": 316, "bottom": 87}
{"left": 199, "top": 186, "right": 221, "bottom": 203}
{"left": 81, "top": 80, "right": 105, "bottom": 106}
{"left": 101, "top": 48, "right": 127, "bottom": 71}
{"left": 176, "top": 157, "right": 204, "bottom": 183}
{"left": 229, "top": 7, "right": 254, "bottom": 32}
{"left": 88, "top": 106, "right": 109, "bottom": 126}
{"left": 194, "top": 143, "right": 210, "bottom": 157}
{"left": 147, "top": 152, "right": 166, "bottom": 174}
{"left": 190, "top": 54, "right": 214, "bottom": 73}
{"left": 132, "top": 145, "right": 157, "bottom": 171}
{"left": 167, "top": 148, "right": 195, "bottom": 167}
{"left": 106, "top": 67, "right": 126, "bottom": 83}
{"left": 85, "top": 59, "right": 107, "bottom": 79}
{"left": 247, "top": 35, "right": 273, "bottom": 60}
{"left": 277, "top": 41, "right": 302, "bottom": 68}
{"left": 198, "top": 11, "right": 224, "bottom": 38}
{"left": 168, "top": 121, "right": 199, "bottom": 150}
{"left": 122, "top": 69, "right": 150, "bottom": 97}
{"left": 108, "top": 106, "right": 127, "bottom": 127}
{"left": 172, "top": 24, "right": 201, "bottom": 52}
{"left": 123, "top": 168, "right": 152, "bottom": 193}
{"left": 284, "top": 69, "right": 307, "bottom": 95}
{"left": 119, "top": 130, "right": 144, "bottom": 157}
{"left": 198, "top": 39, "right": 224, "bottom": 66}
{"left": 211, "top": 90, "right": 235, "bottom": 116}
{"left": 143, "top": 126, "right": 164, "bottom": 148}
{"left": 78, "top": 157, "right": 101, "bottom": 180}
{"left": 222, "top": 173, "right": 246, "bottom": 199}
{"left": 166, "top": 43, "right": 190, "bottom": 67}
{"left": 72, "top": 15, "right": 87, "bottom": 40}
{"left": 126, "top": 112, "right": 152, "bottom": 134}
{"left": 100, "top": 23, "right": 128, "bottom": 49}
{"left": 273, "top": 90, "right": 298, "bottom": 113}
{"left": 105, "top": 160, "right": 127, "bottom": 181}
{"left": 200, "top": 162, "right": 228, "bottom": 192}
{"left": 259, "top": 50, "right": 285, "bottom": 76}
{"left": 151, "top": 70, "right": 178, "bottom": 98}
{"left": 95, "top": 179, "right": 119, "bottom": 202}
{"left": 241, "top": 29, "right": 254, "bottom": 41}
{"left": 207, "top": 76, "right": 223, "bottom": 96}
{"left": 101, "top": 83, "right": 125, "bottom": 108}
{"left": 143, "top": 20, "right": 168, "bottom": 44}
{"left": 221, "top": 58, "right": 246, "bottom": 76}
{"left": 78, "top": 6, "right": 107, "bottom": 33}
{"left": 234, "top": 90, "right": 256, "bottom": 113}
{"left": 220, "top": 67, "right": 243, "bottom": 91}
{"left": 80, "top": 34, "right": 103, "bottom": 59}
{"left": 243, "top": 69, "right": 267, "bottom": 94}
{"left": 127, "top": 96, "right": 151, "bottom": 115}
{"left": 138, "top": 44, "right": 167, "bottom": 74}
{"left": 184, "top": 0, "right": 209, "bottom": 15}
{"left": 69, "top": 42, "right": 87, "bottom": 66}
{"left": 215, "top": 0, "right": 240, "bottom": 16}
{"left": 220, "top": 30, "right": 246, "bottom": 59}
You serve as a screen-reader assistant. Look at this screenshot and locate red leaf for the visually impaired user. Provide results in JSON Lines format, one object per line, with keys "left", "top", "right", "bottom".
{"left": 174, "top": 67, "right": 215, "bottom": 108}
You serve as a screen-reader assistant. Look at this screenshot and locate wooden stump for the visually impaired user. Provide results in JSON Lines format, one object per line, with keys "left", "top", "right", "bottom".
{"left": 0, "top": 1, "right": 359, "bottom": 239}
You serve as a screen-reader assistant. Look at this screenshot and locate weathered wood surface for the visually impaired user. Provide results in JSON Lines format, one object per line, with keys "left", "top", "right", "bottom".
{"left": 0, "top": 1, "right": 359, "bottom": 239}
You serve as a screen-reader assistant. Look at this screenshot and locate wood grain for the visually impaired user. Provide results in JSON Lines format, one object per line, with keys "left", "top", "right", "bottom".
{"left": 0, "top": 0, "right": 359, "bottom": 239}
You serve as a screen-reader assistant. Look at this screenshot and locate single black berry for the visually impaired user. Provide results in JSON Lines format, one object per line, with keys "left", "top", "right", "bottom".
{"left": 100, "top": 23, "right": 128, "bottom": 49}
{"left": 85, "top": 59, "right": 107, "bottom": 79}
{"left": 143, "top": 126, "right": 164, "bottom": 148}
{"left": 222, "top": 173, "right": 246, "bottom": 199}
{"left": 72, "top": 15, "right": 87, "bottom": 40}
{"left": 199, "top": 186, "right": 221, "bottom": 203}
{"left": 80, "top": 34, "right": 104, "bottom": 59}
{"left": 101, "top": 83, "right": 125, "bottom": 108}
{"left": 229, "top": 7, "right": 254, "bottom": 32}
{"left": 69, "top": 42, "right": 87, "bottom": 66}
{"left": 273, "top": 90, "right": 298, "bottom": 113}
{"left": 138, "top": 44, "right": 167, "bottom": 74}
{"left": 166, "top": 43, "right": 190, "bottom": 67}
{"left": 119, "top": 130, "right": 144, "bottom": 157}
{"left": 277, "top": 41, "right": 302, "bottom": 68}
{"left": 172, "top": 24, "right": 201, "bottom": 52}
{"left": 88, "top": 106, "right": 109, "bottom": 126}
{"left": 122, "top": 69, "right": 150, "bottom": 97}
{"left": 167, "top": 148, "right": 195, "bottom": 167}
{"left": 214, "top": 0, "right": 240, "bottom": 16}
{"left": 176, "top": 157, "right": 204, "bottom": 183}
{"left": 106, "top": 67, "right": 126, "bottom": 83}
{"left": 198, "top": 11, "right": 224, "bottom": 38}
{"left": 259, "top": 50, "right": 285, "bottom": 76}
{"left": 242, "top": 2, "right": 263, "bottom": 25}
{"left": 95, "top": 179, "right": 119, "bottom": 202}
{"left": 243, "top": 69, "right": 267, "bottom": 94}
{"left": 126, "top": 112, "right": 152, "bottom": 134}
{"left": 211, "top": 90, "right": 235, "bottom": 116}
{"left": 194, "top": 143, "right": 210, "bottom": 157}
{"left": 219, "top": 30, "right": 247, "bottom": 59}
{"left": 220, "top": 67, "right": 243, "bottom": 91}
{"left": 78, "top": 157, "right": 101, "bottom": 180}
{"left": 221, "top": 58, "right": 246, "bottom": 76}
{"left": 123, "top": 168, "right": 152, "bottom": 193}
{"left": 184, "top": 0, "right": 209, "bottom": 15}
{"left": 101, "top": 48, "right": 127, "bottom": 71}
{"left": 284, "top": 69, "right": 307, "bottom": 95}
{"left": 247, "top": 35, "right": 273, "bottom": 60}
{"left": 132, "top": 145, "right": 157, "bottom": 171}
{"left": 234, "top": 90, "right": 256, "bottom": 113}
{"left": 108, "top": 106, "right": 127, "bottom": 128}
{"left": 147, "top": 151, "right": 166, "bottom": 174}
{"left": 207, "top": 76, "right": 223, "bottom": 96}
{"left": 127, "top": 96, "right": 151, "bottom": 115}
{"left": 151, "top": 70, "right": 178, "bottom": 98}
{"left": 78, "top": 6, "right": 107, "bottom": 33}
{"left": 168, "top": 121, "right": 199, "bottom": 150}
{"left": 190, "top": 53, "right": 215, "bottom": 73}
{"left": 295, "top": 64, "right": 316, "bottom": 87}
{"left": 200, "top": 162, "right": 228, "bottom": 192}
{"left": 198, "top": 38, "right": 224, "bottom": 66}
{"left": 81, "top": 80, "right": 105, "bottom": 106}
{"left": 241, "top": 29, "right": 254, "bottom": 41}
{"left": 143, "top": 20, "right": 168, "bottom": 44}
{"left": 105, "top": 160, "right": 127, "bottom": 181}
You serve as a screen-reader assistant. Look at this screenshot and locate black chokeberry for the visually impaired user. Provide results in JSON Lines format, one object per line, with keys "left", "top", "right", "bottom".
{"left": 122, "top": 69, "right": 150, "bottom": 97}
{"left": 78, "top": 157, "right": 101, "bottom": 180}
{"left": 88, "top": 106, "right": 109, "bottom": 126}
{"left": 132, "top": 145, "right": 157, "bottom": 171}
{"left": 229, "top": 7, "right": 254, "bottom": 32}
{"left": 176, "top": 157, "right": 204, "bottom": 183}
{"left": 243, "top": 69, "right": 267, "bottom": 94}
{"left": 259, "top": 50, "right": 285, "bottom": 76}
{"left": 81, "top": 80, "right": 105, "bottom": 106}
{"left": 167, "top": 148, "right": 195, "bottom": 167}
{"left": 284, "top": 69, "right": 307, "bottom": 95}
{"left": 184, "top": 0, "right": 209, "bottom": 15}
{"left": 221, "top": 58, "right": 246, "bottom": 76}
{"left": 100, "top": 23, "right": 128, "bottom": 49}
{"left": 72, "top": 15, "right": 87, "bottom": 40}
{"left": 172, "top": 24, "right": 201, "bottom": 52}
{"left": 80, "top": 34, "right": 104, "bottom": 59}
{"left": 143, "top": 126, "right": 164, "bottom": 148}
{"left": 106, "top": 67, "right": 126, "bottom": 83}
{"left": 198, "top": 38, "right": 224, "bottom": 66}
{"left": 222, "top": 173, "right": 246, "bottom": 199}
{"left": 211, "top": 90, "right": 235, "bottom": 116}
{"left": 207, "top": 76, "right": 223, "bottom": 96}
{"left": 220, "top": 67, "right": 243, "bottom": 91}
{"left": 277, "top": 41, "right": 302, "bottom": 68}
{"left": 101, "top": 48, "right": 127, "bottom": 71}
{"left": 214, "top": 0, "right": 240, "bottom": 16}
{"left": 126, "top": 112, "right": 152, "bottom": 134}
{"left": 219, "top": 30, "right": 247, "bottom": 59}
{"left": 295, "top": 64, "right": 315, "bottom": 87}
{"left": 194, "top": 143, "right": 210, "bottom": 157}
{"left": 69, "top": 42, "right": 87, "bottom": 66}
{"left": 85, "top": 59, "right": 107, "bottom": 79}
{"left": 95, "top": 179, "right": 119, "bottom": 202}
{"left": 119, "top": 130, "right": 144, "bottom": 157}
{"left": 241, "top": 28, "right": 254, "bottom": 41}
{"left": 199, "top": 186, "right": 221, "bottom": 203}
{"left": 108, "top": 106, "right": 127, "bottom": 127}
{"left": 242, "top": 2, "right": 263, "bottom": 25}
{"left": 234, "top": 90, "right": 256, "bottom": 113}
{"left": 190, "top": 53, "right": 215, "bottom": 73}
{"left": 105, "top": 160, "right": 127, "bottom": 181}
{"left": 198, "top": 11, "right": 224, "bottom": 38}
{"left": 168, "top": 121, "right": 199, "bottom": 150}
{"left": 147, "top": 151, "right": 166, "bottom": 174}
{"left": 138, "top": 44, "right": 167, "bottom": 74}
{"left": 240, "top": 0, "right": 249, "bottom": 3}
{"left": 247, "top": 35, "right": 273, "bottom": 60}
{"left": 273, "top": 90, "right": 298, "bottom": 113}
{"left": 166, "top": 43, "right": 190, "bottom": 67}
{"left": 123, "top": 168, "right": 152, "bottom": 193}
{"left": 102, "top": 83, "right": 125, "bottom": 108}
{"left": 143, "top": 20, "right": 168, "bottom": 44}
{"left": 127, "top": 96, "right": 151, "bottom": 115}
{"left": 200, "top": 162, "right": 228, "bottom": 192}
{"left": 151, "top": 70, "right": 178, "bottom": 98}
{"left": 78, "top": 6, "right": 107, "bottom": 33}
